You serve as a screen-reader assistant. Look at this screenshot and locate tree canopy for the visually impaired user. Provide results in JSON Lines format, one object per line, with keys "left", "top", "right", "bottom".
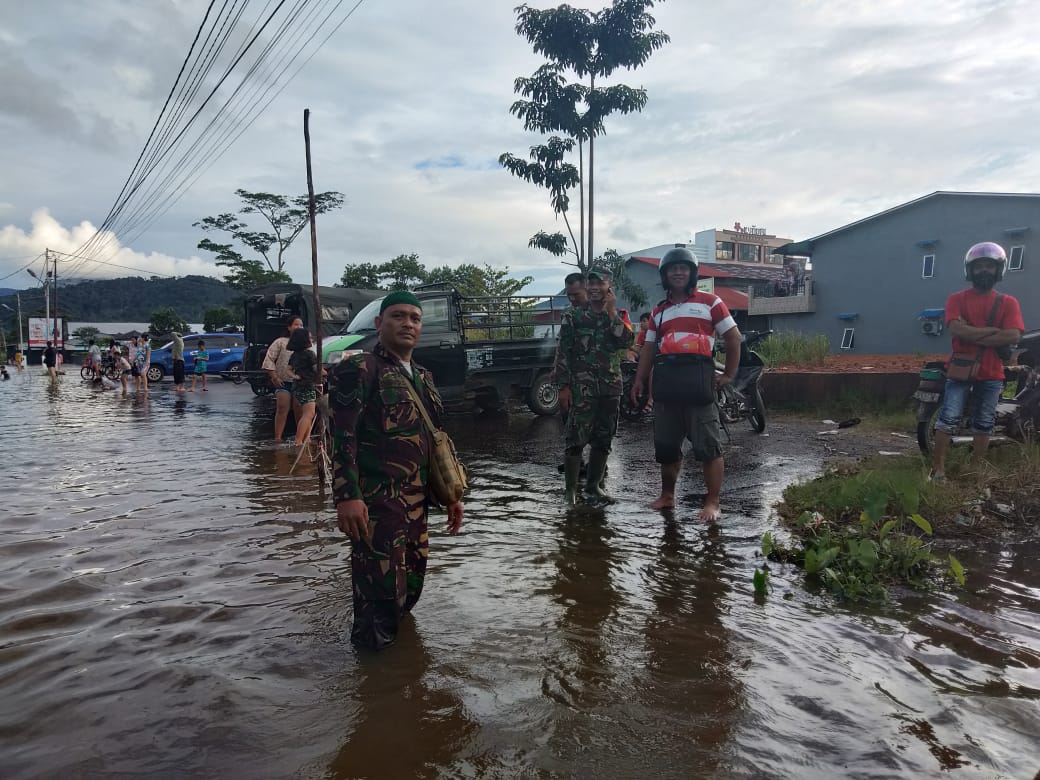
{"left": 149, "top": 307, "right": 189, "bottom": 337}
{"left": 338, "top": 256, "right": 534, "bottom": 298}
{"left": 203, "top": 306, "right": 241, "bottom": 332}
{"left": 194, "top": 188, "right": 344, "bottom": 289}
{"left": 501, "top": 1, "right": 668, "bottom": 273}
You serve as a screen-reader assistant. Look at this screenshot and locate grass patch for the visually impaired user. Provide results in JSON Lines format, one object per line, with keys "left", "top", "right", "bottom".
{"left": 766, "top": 442, "right": 1040, "bottom": 602}
{"left": 775, "top": 390, "right": 917, "bottom": 434}
{"left": 758, "top": 331, "right": 829, "bottom": 367}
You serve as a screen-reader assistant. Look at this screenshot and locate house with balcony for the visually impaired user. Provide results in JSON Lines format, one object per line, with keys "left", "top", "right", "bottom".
{"left": 619, "top": 230, "right": 807, "bottom": 329}
{"left": 770, "top": 191, "right": 1038, "bottom": 353}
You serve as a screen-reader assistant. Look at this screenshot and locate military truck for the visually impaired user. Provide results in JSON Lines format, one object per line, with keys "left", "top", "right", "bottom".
{"left": 321, "top": 287, "right": 567, "bottom": 415}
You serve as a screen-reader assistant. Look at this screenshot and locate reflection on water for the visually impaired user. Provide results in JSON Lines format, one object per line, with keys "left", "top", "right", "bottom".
{"left": 0, "top": 376, "right": 1038, "bottom": 778}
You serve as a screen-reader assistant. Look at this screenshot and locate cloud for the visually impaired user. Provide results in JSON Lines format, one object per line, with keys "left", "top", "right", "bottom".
{"left": 0, "top": 209, "right": 224, "bottom": 283}
{"left": 1, "top": 0, "right": 1039, "bottom": 297}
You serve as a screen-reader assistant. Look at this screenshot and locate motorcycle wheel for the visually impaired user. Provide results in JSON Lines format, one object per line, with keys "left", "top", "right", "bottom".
{"left": 619, "top": 386, "right": 646, "bottom": 420}
{"left": 916, "top": 401, "right": 939, "bottom": 454}
{"left": 748, "top": 385, "right": 767, "bottom": 433}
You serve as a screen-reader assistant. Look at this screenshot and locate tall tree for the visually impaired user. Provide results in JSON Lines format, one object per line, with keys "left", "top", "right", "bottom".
{"left": 149, "top": 307, "right": 189, "bottom": 337}
{"left": 338, "top": 262, "right": 384, "bottom": 289}
{"left": 194, "top": 188, "right": 344, "bottom": 288}
{"left": 425, "top": 263, "right": 534, "bottom": 298}
{"left": 501, "top": 1, "right": 668, "bottom": 272}
{"left": 203, "top": 306, "right": 240, "bottom": 332}
{"left": 380, "top": 253, "right": 428, "bottom": 291}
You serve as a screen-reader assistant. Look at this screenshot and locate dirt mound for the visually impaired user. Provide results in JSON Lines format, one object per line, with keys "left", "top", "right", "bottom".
{"left": 770, "top": 354, "right": 946, "bottom": 374}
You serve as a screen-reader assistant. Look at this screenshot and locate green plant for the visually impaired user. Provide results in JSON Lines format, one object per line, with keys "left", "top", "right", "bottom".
{"left": 767, "top": 485, "right": 966, "bottom": 602}
{"left": 757, "top": 331, "right": 829, "bottom": 367}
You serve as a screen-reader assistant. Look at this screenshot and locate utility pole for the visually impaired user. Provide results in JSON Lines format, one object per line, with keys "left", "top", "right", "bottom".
{"left": 16, "top": 292, "right": 24, "bottom": 353}
{"left": 52, "top": 248, "right": 59, "bottom": 350}
{"left": 43, "top": 250, "right": 51, "bottom": 344}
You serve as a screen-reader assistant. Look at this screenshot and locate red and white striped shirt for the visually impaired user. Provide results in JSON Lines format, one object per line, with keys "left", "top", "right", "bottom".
{"left": 645, "top": 292, "right": 737, "bottom": 357}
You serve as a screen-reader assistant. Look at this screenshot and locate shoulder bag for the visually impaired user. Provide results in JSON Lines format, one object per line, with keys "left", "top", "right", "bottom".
{"left": 946, "top": 293, "right": 1003, "bottom": 382}
{"left": 399, "top": 379, "right": 468, "bottom": 505}
{"left": 650, "top": 306, "right": 716, "bottom": 406}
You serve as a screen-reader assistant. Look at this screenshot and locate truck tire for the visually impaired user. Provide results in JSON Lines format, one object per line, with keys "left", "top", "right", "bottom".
{"left": 527, "top": 372, "right": 559, "bottom": 416}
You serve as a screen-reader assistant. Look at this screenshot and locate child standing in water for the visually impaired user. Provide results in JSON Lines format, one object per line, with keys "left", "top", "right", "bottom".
{"left": 190, "top": 339, "right": 209, "bottom": 392}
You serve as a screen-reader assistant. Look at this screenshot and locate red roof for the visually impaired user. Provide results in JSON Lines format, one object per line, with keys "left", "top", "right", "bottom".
{"left": 715, "top": 286, "right": 749, "bottom": 311}
{"left": 630, "top": 256, "right": 736, "bottom": 278}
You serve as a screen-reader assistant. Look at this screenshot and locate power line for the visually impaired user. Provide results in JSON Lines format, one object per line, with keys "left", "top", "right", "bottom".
{"left": 0, "top": 253, "right": 46, "bottom": 282}
{"left": 64, "top": 0, "right": 371, "bottom": 280}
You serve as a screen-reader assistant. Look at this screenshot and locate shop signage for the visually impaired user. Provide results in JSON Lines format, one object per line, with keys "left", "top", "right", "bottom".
{"left": 28, "top": 317, "right": 63, "bottom": 348}
{"left": 733, "top": 221, "right": 768, "bottom": 236}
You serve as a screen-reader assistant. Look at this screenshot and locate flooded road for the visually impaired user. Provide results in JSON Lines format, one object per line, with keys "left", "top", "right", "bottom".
{"left": 1, "top": 372, "right": 1038, "bottom": 778}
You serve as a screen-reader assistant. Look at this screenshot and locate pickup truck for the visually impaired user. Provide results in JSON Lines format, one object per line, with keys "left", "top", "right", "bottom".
{"left": 321, "top": 287, "right": 566, "bottom": 415}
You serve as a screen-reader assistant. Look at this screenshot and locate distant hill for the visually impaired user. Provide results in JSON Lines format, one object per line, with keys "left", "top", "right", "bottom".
{"left": 0, "top": 276, "right": 240, "bottom": 322}
{"left": 0, "top": 288, "right": 15, "bottom": 297}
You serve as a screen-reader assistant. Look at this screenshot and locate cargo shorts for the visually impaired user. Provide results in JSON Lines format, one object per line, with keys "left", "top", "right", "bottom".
{"left": 654, "top": 401, "right": 723, "bottom": 463}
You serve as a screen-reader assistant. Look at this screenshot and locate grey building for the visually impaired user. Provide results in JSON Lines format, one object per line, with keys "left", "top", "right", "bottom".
{"left": 770, "top": 191, "right": 1037, "bottom": 354}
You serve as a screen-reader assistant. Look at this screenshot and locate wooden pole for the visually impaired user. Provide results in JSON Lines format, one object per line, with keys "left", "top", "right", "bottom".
{"left": 304, "top": 108, "right": 322, "bottom": 363}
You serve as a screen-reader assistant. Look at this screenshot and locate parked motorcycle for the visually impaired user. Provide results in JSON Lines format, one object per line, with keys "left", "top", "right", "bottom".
{"left": 914, "top": 329, "right": 1040, "bottom": 454}
{"left": 714, "top": 329, "right": 772, "bottom": 435}
{"left": 621, "top": 329, "right": 772, "bottom": 431}
{"left": 619, "top": 359, "right": 648, "bottom": 420}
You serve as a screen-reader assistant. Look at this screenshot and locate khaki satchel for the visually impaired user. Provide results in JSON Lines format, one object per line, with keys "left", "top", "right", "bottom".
{"left": 400, "top": 379, "right": 468, "bottom": 505}
{"left": 945, "top": 294, "right": 1003, "bottom": 382}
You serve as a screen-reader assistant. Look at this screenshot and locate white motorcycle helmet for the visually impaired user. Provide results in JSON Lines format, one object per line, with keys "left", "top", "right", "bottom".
{"left": 963, "top": 242, "right": 1007, "bottom": 282}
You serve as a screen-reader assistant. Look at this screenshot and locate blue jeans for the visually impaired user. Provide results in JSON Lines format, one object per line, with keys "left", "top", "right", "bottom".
{"left": 935, "top": 379, "right": 1003, "bottom": 435}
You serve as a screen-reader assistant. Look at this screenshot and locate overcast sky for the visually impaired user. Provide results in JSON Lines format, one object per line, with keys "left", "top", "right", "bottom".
{"left": 2, "top": 0, "right": 1038, "bottom": 295}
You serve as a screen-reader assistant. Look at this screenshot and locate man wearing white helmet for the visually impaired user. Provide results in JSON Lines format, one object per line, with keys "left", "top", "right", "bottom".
{"left": 931, "top": 242, "right": 1024, "bottom": 481}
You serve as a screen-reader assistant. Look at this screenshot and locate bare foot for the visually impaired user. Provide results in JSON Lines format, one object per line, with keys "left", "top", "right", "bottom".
{"left": 698, "top": 502, "right": 722, "bottom": 522}
{"left": 650, "top": 494, "right": 675, "bottom": 509}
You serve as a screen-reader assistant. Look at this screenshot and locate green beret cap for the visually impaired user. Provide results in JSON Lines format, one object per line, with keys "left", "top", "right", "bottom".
{"left": 379, "top": 290, "right": 423, "bottom": 313}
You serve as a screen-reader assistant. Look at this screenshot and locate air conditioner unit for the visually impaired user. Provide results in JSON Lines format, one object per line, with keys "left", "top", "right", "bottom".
{"left": 921, "top": 320, "right": 943, "bottom": 336}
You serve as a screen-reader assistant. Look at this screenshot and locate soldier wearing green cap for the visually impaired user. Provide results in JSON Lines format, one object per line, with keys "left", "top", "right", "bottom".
{"left": 554, "top": 267, "right": 634, "bottom": 505}
{"left": 330, "top": 290, "right": 464, "bottom": 650}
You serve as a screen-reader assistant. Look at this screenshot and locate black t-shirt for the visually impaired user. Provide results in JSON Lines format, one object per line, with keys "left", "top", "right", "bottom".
{"left": 44, "top": 347, "right": 56, "bottom": 367}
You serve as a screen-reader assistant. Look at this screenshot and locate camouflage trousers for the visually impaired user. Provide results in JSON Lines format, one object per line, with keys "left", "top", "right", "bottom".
{"left": 565, "top": 394, "right": 620, "bottom": 455}
{"left": 350, "top": 496, "right": 430, "bottom": 650}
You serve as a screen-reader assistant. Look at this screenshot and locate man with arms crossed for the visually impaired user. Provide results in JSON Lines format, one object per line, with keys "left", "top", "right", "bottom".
{"left": 330, "top": 291, "right": 463, "bottom": 650}
{"left": 631, "top": 247, "right": 741, "bottom": 520}
{"left": 931, "top": 242, "right": 1024, "bottom": 481}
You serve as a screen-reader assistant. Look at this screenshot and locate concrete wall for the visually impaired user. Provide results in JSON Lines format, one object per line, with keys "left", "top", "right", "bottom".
{"left": 772, "top": 193, "right": 1038, "bottom": 354}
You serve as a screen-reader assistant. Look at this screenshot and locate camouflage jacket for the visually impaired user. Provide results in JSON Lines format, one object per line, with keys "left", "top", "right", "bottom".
{"left": 553, "top": 305, "right": 634, "bottom": 397}
{"left": 330, "top": 343, "right": 443, "bottom": 508}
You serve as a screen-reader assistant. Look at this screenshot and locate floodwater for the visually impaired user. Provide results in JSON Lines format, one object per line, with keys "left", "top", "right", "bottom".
{"left": 1, "top": 371, "right": 1037, "bottom": 779}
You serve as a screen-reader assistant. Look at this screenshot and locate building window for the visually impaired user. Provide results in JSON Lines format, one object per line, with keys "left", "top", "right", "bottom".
{"left": 1008, "top": 245, "right": 1024, "bottom": 271}
{"left": 922, "top": 254, "right": 935, "bottom": 278}
{"left": 716, "top": 241, "right": 734, "bottom": 261}
{"left": 738, "top": 243, "right": 760, "bottom": 263}
{"left": 840, "top": 328, "right": 855, "bottom": 350}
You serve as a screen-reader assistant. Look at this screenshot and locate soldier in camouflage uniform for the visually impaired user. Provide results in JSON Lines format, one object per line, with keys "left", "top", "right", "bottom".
{"left": 554, "top": 268, "right": 634, "bottom": 505}
{"left": 331, "top": 291, "right": 464, "bottom": 650}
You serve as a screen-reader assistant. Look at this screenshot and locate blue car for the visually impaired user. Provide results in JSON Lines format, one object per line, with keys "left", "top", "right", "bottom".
{"left": 147, "top": 333, "right": 246, "bottom": 383}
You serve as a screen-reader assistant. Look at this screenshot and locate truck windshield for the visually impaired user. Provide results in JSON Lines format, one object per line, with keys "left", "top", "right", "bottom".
{"left": 344, "top": 297, "right": 385, "bottom": 334}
